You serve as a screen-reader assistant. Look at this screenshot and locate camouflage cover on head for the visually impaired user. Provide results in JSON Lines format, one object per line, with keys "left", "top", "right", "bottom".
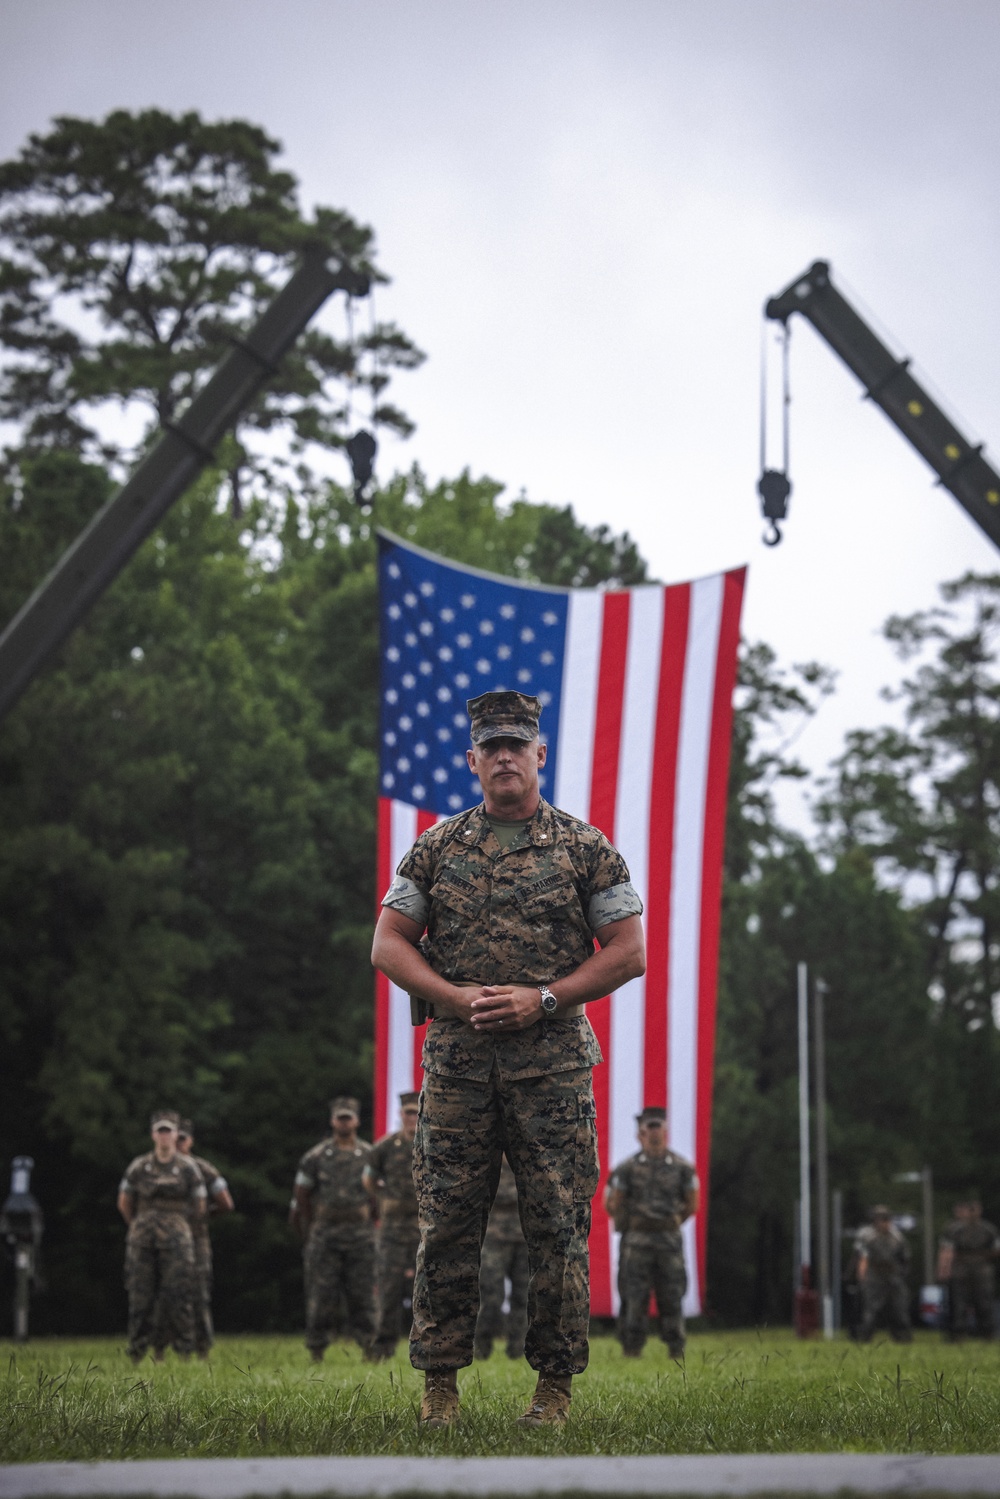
{"left": 466, "top": 690, "right": 542, "bottom": 744}
{"left": 330, "top": 1096, "right": 360, "bottom": 1117}
{"left": 637, "top": 1106, "right": 667, "bottom": 1124}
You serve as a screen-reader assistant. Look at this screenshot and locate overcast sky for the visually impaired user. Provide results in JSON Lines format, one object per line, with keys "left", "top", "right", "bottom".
{"left": 3, "top": 0, "right": 998, "bottom": 828}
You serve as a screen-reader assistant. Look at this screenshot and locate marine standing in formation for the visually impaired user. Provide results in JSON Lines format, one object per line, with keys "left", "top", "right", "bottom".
{"left": 854, "top": 1205, "right": 912, "bottom": 1343}
{"left": 292, "top": 1096, "right": 375, "bottom": 1361}
{"left": 365, "top": 1091, "right": 421, "bottom": 1360}
{"left": 474, "top": 1155, "right": 529, "bottom": 1362}
{"left": 117, "top": 1110, "right": 206, "bottom": 1363}
{"left": 605, "top": 1107, "right": 698, "bottom": 1360}
{"left": 938, "top": 1199, "right": 999, "bottom": 1339}
{"left": 373, "top": 689, "right": 646, "bottom": 1426}
{"left": 175, "top": 1119, "right": 234, "bottom": 1357}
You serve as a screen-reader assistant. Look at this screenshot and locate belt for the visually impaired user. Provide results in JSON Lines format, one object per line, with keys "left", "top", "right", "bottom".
{"left": 628, "top": 1214, "right": 680, "bottom": 1233}
{"left": 315, "top": 1205, "right": 370, "bottom": 1225}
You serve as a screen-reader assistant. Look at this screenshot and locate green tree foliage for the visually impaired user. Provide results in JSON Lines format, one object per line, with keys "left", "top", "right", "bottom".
{"left": 815, "top": 573, "right": 1000, "bottom": 1219}
{"left": 0, "top": 455, "right": 650, "bottom": 1334}
{"left": 708, "top": 644, "right": 932, "bottom": 1324}
{"left": 0, "top": 110, "right": 423, "bottom": 505}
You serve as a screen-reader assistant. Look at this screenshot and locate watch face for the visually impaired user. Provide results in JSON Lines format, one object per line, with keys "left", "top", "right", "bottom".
{"left": 541, "top": 989, "right": 558, "bottom": 1014}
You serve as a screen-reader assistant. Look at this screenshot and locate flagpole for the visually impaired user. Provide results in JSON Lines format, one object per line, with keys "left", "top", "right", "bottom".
{"left": 794, "top": 961, "right": 818, "bottom": 1335}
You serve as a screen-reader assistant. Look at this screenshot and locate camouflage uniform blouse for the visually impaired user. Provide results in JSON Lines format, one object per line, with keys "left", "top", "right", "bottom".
{"left": 367, "top": 1131, "right": 417, "bottom": 1222}
{"left": 940, "top": 1217, "right": 1000, "bottom": 1265}
{"left": 854, "top": 1224, "right": 909, "bottom": 1277}
{"left": 189, "top": 1154, "right": 230, "bottom": 1244}
{"left": 295, "top": 1139, "right": 373, "bottom": 1224}
{"left": 382, "top": 798, "right": 642, "bottom": 1083}
{"left": 609, "top": 1150, "right": 697, "bottom": 1235}
{"left": 119, "top": 1153, "right": 206, "bottom": 1222}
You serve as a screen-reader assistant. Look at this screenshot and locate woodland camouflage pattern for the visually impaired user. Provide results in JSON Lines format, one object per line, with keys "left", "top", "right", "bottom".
{"left": 610, "top": 1149, "right": 696, "bottom": 1356}
{"left": 295, "top": 1138, "right": 375, "bottom": 1354}
{"left": 385, "top": 798, "right": 641, "bottom": 1083}
{"left": 119, "top": 1151, "right": 206, "bottom": 1359}
{"left": 386, "top": 793, "right": 637, "bottom": 1376}
{"left": 151, "top": 1152, "right": 228, "bottom": 1355}
{"left": 475, "top": 1157, "right": 529, "bottom": 1359}
{"left": 940, "top": 1215, "right": 999, "bottom": 1337}
{"left": 411, "top": 1065, "right": 598, "bottom": 1373}
{"left": 186, "top": 1154, "right": 226, "bottom": 1354}
{"left": 368, "top": 1128, "right": 419, "bottom": 1356}
{"left": 854, "top": 1223, "right": 912, "bottom": 1342}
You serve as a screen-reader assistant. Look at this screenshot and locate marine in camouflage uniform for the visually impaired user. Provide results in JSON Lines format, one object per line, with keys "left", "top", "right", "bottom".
{"left": 175, "top": 1120, "right": 234, "bottom": 1356}
{"left": 855, "top": 1206, "right": 912, "bottom": 1343}
{"left": 373, "top": 689, "right": 646, "bottom": 1426}
{"left": 117, "top": 1110, "right": 206, "bottom": 1362}
{"left": 293, "top": 1096, "right": 375, "bottom": 1360}
{"left": 474, "top": 1155, "right": 529, "bottom": 1360}
{"left": 605, "top": 1106, "right": 699, "bottom": 1358}
{"left": 938, "top": 1200, "right": 999, "bottom": 1339}
{"left": 365, "top": 1091, "right": 421, "bottom": 1359}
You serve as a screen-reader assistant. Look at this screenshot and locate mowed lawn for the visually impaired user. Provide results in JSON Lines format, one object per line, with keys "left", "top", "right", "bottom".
{"left": 3, "top": 1330, "right": 1000, "bottom": 1460}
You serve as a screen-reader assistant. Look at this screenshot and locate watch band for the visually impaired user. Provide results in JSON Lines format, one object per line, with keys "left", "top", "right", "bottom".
{"left": 538, "top": 984, "right": 558, "bottom": 1015}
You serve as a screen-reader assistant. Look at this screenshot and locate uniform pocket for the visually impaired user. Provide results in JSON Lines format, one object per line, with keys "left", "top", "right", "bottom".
{"left": 573, "top": 1087, "right": 600, "bottom": 1205}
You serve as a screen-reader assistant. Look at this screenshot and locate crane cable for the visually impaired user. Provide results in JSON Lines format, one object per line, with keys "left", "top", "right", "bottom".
{"left": 758, "top": 318, "right": 793, "bottom": 546}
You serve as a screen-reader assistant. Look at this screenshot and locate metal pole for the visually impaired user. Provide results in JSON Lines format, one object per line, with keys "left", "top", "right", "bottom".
{"left": 832, "top": 1189, "right": 843, "bottom": 1332}
{"left": 13, "top": 1246, "right": 30, "bottom": 1342}
{"left": 798, "top": 962, "right": 811, "bottom": 1271}
{"left": 813, "top": 978, "right": 832, "bottom": 1336}
{"left": 922, "top": 1166, "right": 935, "bottom": 1287}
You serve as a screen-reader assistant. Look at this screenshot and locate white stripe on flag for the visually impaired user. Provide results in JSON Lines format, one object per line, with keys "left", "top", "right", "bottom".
{"left": 609, "top": 585, "right": 664, "bottom": 1311}
{"left": 554, "top": 590, "right": 602, "bottom": 820}
{"left": 669, "top": 574, "right": 723, "bottom": 1314}
{"left": 386, "top": 801, "right": 419, "bottom": 1132}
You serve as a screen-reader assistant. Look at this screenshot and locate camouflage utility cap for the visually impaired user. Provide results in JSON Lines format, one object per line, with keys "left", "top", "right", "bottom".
{"left": 151, "top": 1110, "right": 180, "bottom": 1131}
{"left": 400, "top": 1091, "right": 420, "bottom": 1110}
{"left": 178, "top": 1118, "right": 194, "bottom": 1138}
{"left": 331, "top": 1096, "right": 360, "bottom": 1118}
{"left": 467, "top": 690, "right": 542, "bottom": 745}
{"left": 637, "top": 1106, "right": 667, "bottom": 1124}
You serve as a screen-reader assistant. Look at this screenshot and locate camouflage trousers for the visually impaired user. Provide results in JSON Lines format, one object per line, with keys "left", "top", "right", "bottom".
{"left": 617, "top": 1231, "right": 687, "bottom": 1355}
{"left": 859, "top": 1272, "right": 912, "bottom": 1342}
{"left": 372, "top": 1218, "right": 420, "bottom": 1355}
{"left": 474, "top": 1231, "right": 529, "bottom": 1358}
{"left": 950, "top": 1264, "right": 995, "bottom": 1338}
{"left": 303, "top": 1222, "right": 375, "bottom": 1354}
{"left": 125, "top": 1214, "right": 198, "bottom": 1358}
{"left": 411, "top": 1064, "right": 599, "bottom": 1376}
{"left": 153, "top": 1232, "right": 213, "bottom": 1355}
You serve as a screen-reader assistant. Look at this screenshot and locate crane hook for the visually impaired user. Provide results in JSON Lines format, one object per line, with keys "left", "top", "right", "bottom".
{"left": 757, "top": 468, "right": 791, "bottom": 548}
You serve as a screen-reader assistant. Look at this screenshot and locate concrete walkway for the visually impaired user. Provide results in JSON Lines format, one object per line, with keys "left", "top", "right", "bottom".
{"left": 3, "top": 1454, "right": 1000, "bottom": 1497}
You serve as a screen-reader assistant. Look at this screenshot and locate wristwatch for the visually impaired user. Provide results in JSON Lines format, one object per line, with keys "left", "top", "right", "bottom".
{"left": 538, "top": 985, "right": 558, "bottom": 1016}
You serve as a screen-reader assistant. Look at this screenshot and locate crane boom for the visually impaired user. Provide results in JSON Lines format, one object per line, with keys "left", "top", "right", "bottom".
{"left": 0, "top": 247, "right": 369, "bottom": 722}
{"left": 764, "top": 259, "right": 1000, "bottom": 551}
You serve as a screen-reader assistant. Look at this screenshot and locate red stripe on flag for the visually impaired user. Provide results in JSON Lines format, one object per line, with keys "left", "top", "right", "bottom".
{"left": 587, "top": 591, "right": 631, "bottom": 1317}
{"left": 643, "top": 584, "right": 691, "bottom": 1111}
{"left": 374, "top": 796, "right": 394, "bottom": 1138}
{"left": 694, "top": 568, "right": 746, "bottom": 1302}
{"left": 411, "top": 809, "right": 439, "bottom": 1087}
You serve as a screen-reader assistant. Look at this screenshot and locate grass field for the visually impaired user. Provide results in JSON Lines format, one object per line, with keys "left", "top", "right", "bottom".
{"left": 2, "top": 1331, "right": 1000, "bottom": 1461}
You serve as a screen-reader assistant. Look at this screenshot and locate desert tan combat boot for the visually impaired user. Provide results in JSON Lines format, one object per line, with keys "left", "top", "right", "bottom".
{"left": 419, "top": 1368, "right": 460, "bottom": 1427}
{"left": 517, "top": 1373, "right": 572, "bottom": 1426}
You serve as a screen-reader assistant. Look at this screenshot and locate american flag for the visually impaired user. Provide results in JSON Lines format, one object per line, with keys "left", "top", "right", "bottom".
{"left": 374, "top": 530, "right": 745, "bottom": 1316}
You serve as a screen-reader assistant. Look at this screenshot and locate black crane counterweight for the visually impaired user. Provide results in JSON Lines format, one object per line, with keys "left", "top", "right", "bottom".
{"left": 760, "top": 259, "right": 1000, "bottom": 552}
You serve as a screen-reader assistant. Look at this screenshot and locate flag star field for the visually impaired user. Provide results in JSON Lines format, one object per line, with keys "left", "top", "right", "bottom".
{"left": 379, "top": 536, "right": 567, "bottom": 814}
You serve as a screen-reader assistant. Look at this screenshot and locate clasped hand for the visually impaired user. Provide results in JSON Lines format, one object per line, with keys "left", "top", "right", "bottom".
{"left": 455, "top": 984, "right": 543, "bottom": 1032}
